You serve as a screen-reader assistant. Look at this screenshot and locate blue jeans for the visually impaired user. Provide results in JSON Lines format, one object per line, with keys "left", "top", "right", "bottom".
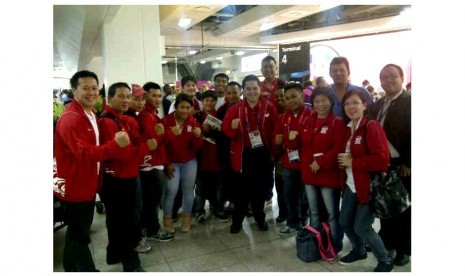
{"left": 163, "top": 158, "right": 197, "bottom": 216}
{"left": 282, "top": 168, "right": 305, "bottom": 229}
{"left": 305, "top": 185, "right": 343, "bottom": 252}
{"left": 339, "top": 187, "right": 390, "bottom": 263}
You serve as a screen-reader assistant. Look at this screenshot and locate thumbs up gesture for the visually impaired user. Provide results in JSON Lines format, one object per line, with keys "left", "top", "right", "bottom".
{"left": 154, "top": 123, "right": 165, "bottom": 136}
{"left": 171, "top": 125, "right": 181, "bottom": 136}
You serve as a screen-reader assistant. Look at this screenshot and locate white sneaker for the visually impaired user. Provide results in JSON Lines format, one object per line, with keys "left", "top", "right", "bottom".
{"left": 278, "top": 225, "right": 300, "bottom": 235}
{"left": 134, "top": 238, "right": 152, "bottom": 253}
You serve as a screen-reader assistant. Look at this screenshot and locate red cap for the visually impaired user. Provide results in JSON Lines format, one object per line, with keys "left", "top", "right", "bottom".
{"left": 131, "top": 84, "right": 145, "bottom": 97}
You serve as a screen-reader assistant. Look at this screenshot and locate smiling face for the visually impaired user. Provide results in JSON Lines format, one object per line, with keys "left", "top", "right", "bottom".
{"left": 243, "top": 80, "right": 261, "bottom": 105}
{"left": 343, "top": 94, "right": 367, "bottom": 122}
{"left": 72, "top": 76, "right": 99, "bottom": 113}
{"left": 147, "top": 88, "right": 162, "bottom": 109}
{"left": 380, "top": 65, "right": 404, "bottom": 98}
{"left": 182, "top": 81, "right": 197, "bottom": 98}
{"left": 214, "top": 76, "right": 228, "bottom": 97}
{"left": 130, "top": 95, "right": 146, "bottom": 112}
{"left": 261, "top": 60, "right": 277, "bottom": 80}
{"left": 275, "top": 88, "right": 287, "bottom": 110}
{"left": 225, "top": 85, "right": 241, "bottom": 104}
{"left": 175, "top": 101, "right": 192, "bottom": 120}
{"left": 285, "top": 88, "right": 303, "bottom": 112}
{"left": 329, "top": 63, "right": 350, "bottom": 86}
{"left": 313, "top": 94, "right": 332, "bottom": 118}
{"left": 108, "top": 87, "right": 131, "bottom": 114}
{"left": 202, "top": 97, "right": 216, "bottom": 113}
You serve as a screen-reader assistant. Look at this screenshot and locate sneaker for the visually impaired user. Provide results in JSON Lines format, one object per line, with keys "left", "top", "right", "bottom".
{"left": 134, "top": 239, "right": 152, "bottom": 253}
{"left": 275, "top": 216, "right": 286, "bottom": 224}
{"left": 213, "top": 211, "right": 229, "bottom": 222}
{"left": 147, "top": 231, "right": 174, "bottom": 243}
{"left": 196, "top": 213, "right": 206, "bottom": 224}
{"left": 230, "top": 223, "right": 242, "bottom": 234}
{"left": 278, "top": 225, "right": 300, "bottom": 235}
{"left": 224, "top": 204, "right": 234, "bottom": 215}
{"left": 256, "top": 221, "right": 269, "bottom": 231}
{"left": 394, "top": 254, "right": 409, "bottom": 266}
{"left": 374, "top": 261, "right": 394, "bottom": 272}
{"left": 132, "top": 266, "right": 145, "bottom": 272}
{"left": 265, "top": 200, "right": 273, "bottom": 207}
{"left": 338, "top": 251, "right": 368, "bottom": 265}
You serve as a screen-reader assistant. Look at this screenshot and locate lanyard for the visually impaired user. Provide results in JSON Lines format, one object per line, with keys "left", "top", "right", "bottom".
{"left": 244, "top": 102, "right": 261, "bottom": 131}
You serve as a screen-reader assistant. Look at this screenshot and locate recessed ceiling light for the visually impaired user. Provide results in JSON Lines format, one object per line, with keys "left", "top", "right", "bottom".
{"left": 235, "top": 51, "right": 245, "bottom": 56}
{"left": 200, "top": 60, "right": 206, "bottom": 64}
{"left": 259, "top": 21, "right": 275, "bottom": 31}
{"left": 161, "top": 59, "right": 168, "bottom": 64}
{"left": 189, "top": 50, "right": 197, "bottom": 55}
{"left": 178, "top": 17, "right": 192, "bottom": 28}
{"left": 194, "top": 6, "right": 211, "bottom": 12}
{"left": 216, "top": 56, "right": 223, "bottom": 60}
{"left": 163, "top": 27, "right": 178, "bottom": 32}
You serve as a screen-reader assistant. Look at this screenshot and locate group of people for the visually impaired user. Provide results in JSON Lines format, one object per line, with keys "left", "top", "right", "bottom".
{"left": 53, "top": 55, "right": 411, "bottom": 273}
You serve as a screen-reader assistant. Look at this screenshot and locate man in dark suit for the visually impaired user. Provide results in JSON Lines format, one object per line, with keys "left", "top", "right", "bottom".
{"left": 368, "top": 64, "right": 411, "bottom": 267}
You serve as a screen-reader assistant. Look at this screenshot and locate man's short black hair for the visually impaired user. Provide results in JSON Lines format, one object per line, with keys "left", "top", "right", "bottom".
{"left": 70, "top": 70, "right": 99, "bottom": 89}
{"left": 143, "top": 82, "right": 161, "bottom": 92}
{"left": 214, "top": 73, "right": 230, "bottom": 82}
{"left": 201, "top": 90, "right": 218, "bottom": 101}
{"left": 261, "top": 55, "right": 277, "bottom": 65}
{"left": 227, "top": 81, "right": 242, "bottom": 90}
{"left": 242, "top": 74, "right": 261, "bottom": 88}
{"left": 285, "top": 82, "right": 304, "bottom": 93}
{"left": 108, "top": 82, "right": 130, "bottom": 98}
{"left": 174, "top": 93, "right": 194, "bottom": 109}
{"left": 181, "top": 75, "right": 197, "bottom": 87}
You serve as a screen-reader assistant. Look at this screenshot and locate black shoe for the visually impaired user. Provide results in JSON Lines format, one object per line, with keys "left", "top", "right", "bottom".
{"left": 339, "top": 251, "right": 368, "bottom": 265}
{"left": 365, "top": 245, "right": 372, "bottom": 252}
{"left": 213, "top": 211, "right": 229, "bottom": 222}
{"left": 275, "top": 216, "right": 286, "bottom": 224}
{"left": 230, "top": 224, "right": 242, "bottom": 234}
{"left": 374, "top": 261, "right": 394, "bottom": 272}
{"left": 256, "top": 221, "right": 269, "bottom": 231}
{"left": 394, "top": 254, "right": 409, "bottom": 266}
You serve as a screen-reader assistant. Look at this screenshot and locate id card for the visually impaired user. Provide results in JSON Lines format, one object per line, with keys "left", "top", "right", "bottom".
{"left": 249, "top": 130, "right": 264, "bottom": 148}
{"left": 287, "top": 149, "right": 300, "bottom": 163}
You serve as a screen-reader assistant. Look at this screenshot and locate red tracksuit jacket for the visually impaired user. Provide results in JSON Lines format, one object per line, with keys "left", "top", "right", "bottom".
{"left": 138, "top": 104, "right": 169, "bottom": 167}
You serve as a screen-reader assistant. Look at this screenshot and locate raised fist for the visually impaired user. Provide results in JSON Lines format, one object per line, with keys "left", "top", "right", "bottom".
{"left": 147, "top": 138, "right": 158, "bottom": 151}
{"left": 231, "top": 118, "right": 240, "bottom": 129}
{"left": 288, "top": 130, "right": 299, "bottom": 141}
{"left": 154, "top": 123, "right": 165, "bottom": 136}
{"left": 171, "top": 125, "right": 181, "bottom": 136}
{"left": 114, "top": 131, "right": 130, "bottom": 147}
{"left": 193, "top": 127, "right": 201, "bottom": 137}
{"left": 275, "top": 134, "right": 283, "bottom": 145}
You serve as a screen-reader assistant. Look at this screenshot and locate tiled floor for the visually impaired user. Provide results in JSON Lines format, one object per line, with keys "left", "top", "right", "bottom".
{"left": 53, "top": 198, "right": 411, "bottom": 272}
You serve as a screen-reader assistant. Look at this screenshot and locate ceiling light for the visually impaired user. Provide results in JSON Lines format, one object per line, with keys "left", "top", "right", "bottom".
{"left": 178, "top": 17, "right": 192, "bottom": 28}
{"left": 260, "top": 21, "right": 275, "bottom": 31}
{"left": 235, "top": 51, "right": 245, "bottom": 56}
{"left": 189, "top": 50, "right": 197, "bottom": 55}
{"left": 161, "top": 59, "right": 168, "bottom": 64}
{"left": 200, "top": 60, "right": 206, "bottom": 64}
{"left": 216, "top": 56, "right": 223, "bottom": 60}
{"left": 272, "top": 49, "right": 278, "bottom": 53}
{"left": 194, "top": 6, "right": 211, "bottom": 12}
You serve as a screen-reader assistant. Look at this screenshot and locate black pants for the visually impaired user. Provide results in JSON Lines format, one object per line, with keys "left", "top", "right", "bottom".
{"left": 379, "top": 174, "right": 411, "bottom": 255}
{"left": 140, "top": 169, "right": 165, "bottom": 236}
{"left": 100, "top": 173, "right": 140, "bottom": 272}
{"left": 274, "top": 159, "right": 287, "bottom": 219}
{"left": 62, "top": 200, "right": 97, "bottom": 272}
{"left": 194, "top": 170, "right": 223, "bottom": 214}
{"left": 232, "top": 147, "right": 272, "bottom": 226}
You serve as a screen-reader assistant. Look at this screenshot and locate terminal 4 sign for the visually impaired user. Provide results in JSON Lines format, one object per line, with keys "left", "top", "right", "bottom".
{"left": 278, "top": 42, "right": 310, "bottom": 82}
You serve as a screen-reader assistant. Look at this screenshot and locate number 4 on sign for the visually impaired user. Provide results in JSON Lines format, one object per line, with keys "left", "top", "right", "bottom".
{"left": 282, "top": 54, "right": 287, "bottom": 64}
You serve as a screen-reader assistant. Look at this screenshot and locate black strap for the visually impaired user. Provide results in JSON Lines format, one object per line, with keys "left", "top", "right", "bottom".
{"left": 99, "top": 111, "right": 122, "bottom": 131}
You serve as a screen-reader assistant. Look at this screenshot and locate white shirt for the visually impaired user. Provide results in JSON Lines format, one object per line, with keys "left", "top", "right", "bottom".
{"left": 215, "top": 96, "right": 225, "bottom": 110}
{"left": 378, "top": 90, "right": 403, "bottom": 158}
{"left": 85, "top": 110, "right": 100, "bottom": 174}
{"left": 344, "top": 118, "right": 362, "bottom": 193}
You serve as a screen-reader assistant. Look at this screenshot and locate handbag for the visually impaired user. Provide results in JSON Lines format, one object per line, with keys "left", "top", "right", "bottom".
{"left": 296, "top": 222, "right": 336, "bottom": 263}
{"left": 370, "top": 168, "right": 410, "bottom": 218}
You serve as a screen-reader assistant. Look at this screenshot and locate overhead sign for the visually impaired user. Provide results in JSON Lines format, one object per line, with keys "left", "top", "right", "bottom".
{"left": 278, "top": 42, "right": 310, "bottom": 82}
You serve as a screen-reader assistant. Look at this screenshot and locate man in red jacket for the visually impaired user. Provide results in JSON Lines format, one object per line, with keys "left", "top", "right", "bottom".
{"left": 222, "top": 74, "right": 278, "bottom": 234}
{"left": 54, "top": 70, "right": 131, "bottom": 272}
{"left": 98, "top": 82, "right": 157, "bottom": 272}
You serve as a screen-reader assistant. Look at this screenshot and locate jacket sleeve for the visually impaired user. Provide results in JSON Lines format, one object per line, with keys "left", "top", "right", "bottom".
{"left": 138, "top": 112, "right": 167, "bottom": 146}
{"left": 57, "top": 113, "right": 123, "bottom": 162}
{"left": 316, "top": 118, "right": 345, "bottom": 170}
{"left": 351, "top": 121, "right": 390, "bottom": 172}
{"left": 222, "top": 105, "right": 240, "bottom": 139}
{"left": 191, "top": 119, "right": 204, "bottom": 151}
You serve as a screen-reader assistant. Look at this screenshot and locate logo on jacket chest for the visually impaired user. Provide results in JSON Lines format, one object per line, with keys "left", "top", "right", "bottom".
{"left": 321, "top": 126, "right": 328, "bottom": 134}
{"left": 355, "top": 136, "right": 362, "bottom": 144}
{"left": 187, "top": 125, "right": 192, "bottom": 132}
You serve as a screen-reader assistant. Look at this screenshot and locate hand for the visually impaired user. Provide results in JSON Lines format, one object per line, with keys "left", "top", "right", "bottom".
{"left": 202, "top": 123, "right": 211, "bottom": 133}
{"left": 154, "top": 123, "right": 165, "bottom": 136}
{"left": 288, "top": 131, "right": 299, "bottom": 141}
{"left": 400, "top": 165, "right": 411, "bottom": 177}
{"left": 171, "top": 125, "right": 181, "bottom": 136}
{"left": 164, "top": 164, "right": 175, "bottom": 179}
{"left": 275, "top": 134, "right": 283, "bottom": 145}
{"left": 114, "top": 131, "right": 130, "bottom": 147}
{"left": 193, "top": 127, "right": 201, "bottom": 137}
{"left": 231, "top": 118, "right": 240, "bottom": 129}
{"left": 337, "top": 153, "right": 351, "bottom": 168}
{"left": 147, "top": 138, "right": 158, "bottom": 151}
{"left": 310, "top": 160, "right": 320, "bottom": 173}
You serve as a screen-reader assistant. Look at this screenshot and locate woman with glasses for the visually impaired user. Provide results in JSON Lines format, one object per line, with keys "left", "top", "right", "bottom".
{"left": 337, "top": 90, "right": 393, "bottom": 272}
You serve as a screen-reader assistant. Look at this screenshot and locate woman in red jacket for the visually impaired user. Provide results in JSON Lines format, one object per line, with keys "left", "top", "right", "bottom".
{"left": 337, "top": 90, "right": 393, "bottom": 272}
{"left": 162, "top": 93, "right": 203, "bottom": 233}
{"left": 298, "top": 87, "right": 345, "bottom": 253}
